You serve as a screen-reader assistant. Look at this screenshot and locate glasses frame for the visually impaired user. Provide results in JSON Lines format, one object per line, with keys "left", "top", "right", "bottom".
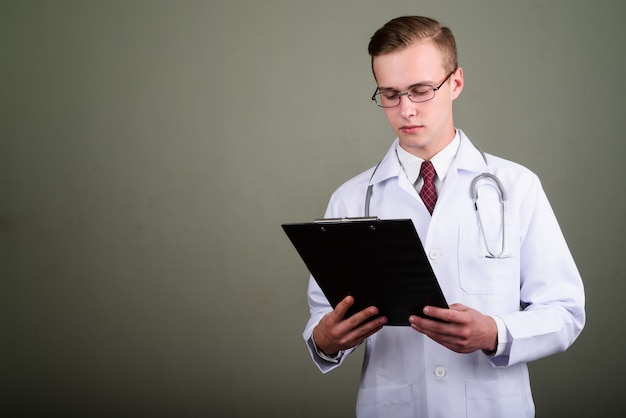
{"left": 371, "top": 70, "right": 456, "bottom": 108}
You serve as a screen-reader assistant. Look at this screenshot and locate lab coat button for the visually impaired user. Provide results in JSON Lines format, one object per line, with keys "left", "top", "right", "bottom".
{"left": 434, "top": 366, "right": 447, "bottom": 378}
{"left": 429, "top": 249, "right": 441, "bottom": 260}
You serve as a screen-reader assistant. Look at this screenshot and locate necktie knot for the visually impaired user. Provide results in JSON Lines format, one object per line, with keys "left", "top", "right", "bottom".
{"left": 419, "top": 160, "right": 437, "bottom": 214}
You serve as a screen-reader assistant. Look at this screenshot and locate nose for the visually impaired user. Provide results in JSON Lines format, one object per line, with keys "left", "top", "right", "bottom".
{"left": 398, "top": 93, "right": 417, "bottom": 119}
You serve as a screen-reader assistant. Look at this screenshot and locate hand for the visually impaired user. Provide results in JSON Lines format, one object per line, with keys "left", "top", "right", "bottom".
{"left": 312, "top": 296, "right": 387, "bottom": 356}
{"left": 408, "top": 303, "right": 497, "bottom": 354}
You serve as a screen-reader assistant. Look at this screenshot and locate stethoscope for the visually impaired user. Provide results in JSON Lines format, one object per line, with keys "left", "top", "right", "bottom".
{"left": 364, "top": 146, "right": 510, "bottom": 259}
{"left": 470, "top": 172, "right": 509, "bottom": 258}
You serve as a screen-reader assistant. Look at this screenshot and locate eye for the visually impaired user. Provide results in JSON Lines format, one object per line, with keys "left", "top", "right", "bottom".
{"left": 382, "top": 91, "right": 399, "bottom": 100}
{"left": 409, "top": 86, "right": 432, "bottom": 97}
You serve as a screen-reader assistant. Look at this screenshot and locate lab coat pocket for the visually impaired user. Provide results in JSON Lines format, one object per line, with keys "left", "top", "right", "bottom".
{"left": 356, "top": 384, "right": 414, "bottom": 418}
{"left": 466, "top": 379, "right": 531, "bottom": 418}
{"left": 458, "top": 223, "right": 520, "bottom": 295}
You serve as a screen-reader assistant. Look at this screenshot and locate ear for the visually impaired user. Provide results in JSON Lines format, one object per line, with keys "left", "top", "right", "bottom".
{"left": 450, "top": 67, "right": 464, "bottom": 100}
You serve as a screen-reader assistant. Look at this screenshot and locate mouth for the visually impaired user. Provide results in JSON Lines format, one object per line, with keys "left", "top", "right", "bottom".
{"left": 399, "top": 125, "right": 423, "bottom": 134}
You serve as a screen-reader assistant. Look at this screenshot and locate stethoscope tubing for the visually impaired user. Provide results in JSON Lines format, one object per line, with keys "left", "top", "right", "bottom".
{"left": 364, "top": 146, "right": 509, "bottom": 258}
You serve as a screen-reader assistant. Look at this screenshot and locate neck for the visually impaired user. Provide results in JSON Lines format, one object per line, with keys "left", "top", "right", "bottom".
{"left": 399, "top": 127, "right": 457, "bottom": 160}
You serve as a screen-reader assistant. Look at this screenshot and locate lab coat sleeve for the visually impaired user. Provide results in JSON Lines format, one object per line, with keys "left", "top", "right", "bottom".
{"left": 302, "top": 275, "right": 360, "bottom": 373}
{"left": 487, "top": 175, "right": 585, "bottom": 368}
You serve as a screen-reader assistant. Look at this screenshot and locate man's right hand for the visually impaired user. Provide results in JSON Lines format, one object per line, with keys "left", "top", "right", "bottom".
{"left": 312, "top": 295, "right": 387, "bottom": 356}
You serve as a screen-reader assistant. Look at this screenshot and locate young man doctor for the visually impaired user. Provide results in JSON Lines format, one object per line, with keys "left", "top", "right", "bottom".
{"left": 303, "top": 16, "right": 585, "bottom": 418}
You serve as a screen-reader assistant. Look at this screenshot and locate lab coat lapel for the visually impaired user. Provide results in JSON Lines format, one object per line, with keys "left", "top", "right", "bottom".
{"left": 368, "top": 139, "right": 402, "bottom": 187}
{"left": 438, "top": 131, "right": 490, "bottom": 199}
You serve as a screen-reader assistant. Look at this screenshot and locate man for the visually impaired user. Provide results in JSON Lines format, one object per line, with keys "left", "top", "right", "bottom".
{"left": 303, "top": 16, "right": 585, "bottom": 417}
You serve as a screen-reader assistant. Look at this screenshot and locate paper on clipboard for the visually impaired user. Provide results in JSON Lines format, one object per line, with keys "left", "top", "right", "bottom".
{"left": 282, "top": 217, "right": 448, "bottom": 326}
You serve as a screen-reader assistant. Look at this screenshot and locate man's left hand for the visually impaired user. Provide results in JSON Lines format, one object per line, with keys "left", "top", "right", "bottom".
{"left": 409, "top": 303, "right": 497, "bottom": 354}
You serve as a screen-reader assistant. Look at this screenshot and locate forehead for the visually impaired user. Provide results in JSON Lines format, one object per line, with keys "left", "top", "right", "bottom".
{"left": 373, "top": 40, "right": 446, "bottom": 87}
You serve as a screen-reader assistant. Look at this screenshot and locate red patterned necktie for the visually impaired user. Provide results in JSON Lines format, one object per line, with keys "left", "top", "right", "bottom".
{"left": 419, "top": 160, "right": 437, "bottom": 214}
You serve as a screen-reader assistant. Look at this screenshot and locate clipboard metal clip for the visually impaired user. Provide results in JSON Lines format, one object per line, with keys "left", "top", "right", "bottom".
{"left": 314, "top": 216, "right": 380, "bottom": 224}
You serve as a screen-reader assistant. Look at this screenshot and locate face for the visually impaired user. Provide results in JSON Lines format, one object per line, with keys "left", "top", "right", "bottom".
{"left": 373, "top": 40, "right": 464, "bottom": 160}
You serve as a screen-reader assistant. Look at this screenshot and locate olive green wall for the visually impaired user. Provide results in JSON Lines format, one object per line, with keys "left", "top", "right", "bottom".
{"left": 1, "top": 1, "right": 624, "bottom": 416}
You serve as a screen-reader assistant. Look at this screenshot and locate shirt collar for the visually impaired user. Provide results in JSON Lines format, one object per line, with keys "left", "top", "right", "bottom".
{"left": 396, "top": 130, "right": 461, "bottom": 184}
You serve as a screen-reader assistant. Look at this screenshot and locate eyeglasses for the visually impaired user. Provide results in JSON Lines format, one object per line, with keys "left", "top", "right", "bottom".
{"left": 371, "top": 70, "right": 456, "bottom": 108}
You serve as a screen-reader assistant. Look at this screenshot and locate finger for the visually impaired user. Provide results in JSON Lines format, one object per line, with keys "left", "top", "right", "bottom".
{"left": 347, "top": 317, "right": 386, "bottom": 346}
{"left": 331, "top": 295, "right": 355, "bottom": 321}
{"left": 423, "top": 306, "right": 458, "bottom": 323}
{"left": 333, "top": 296, "right": 382, "bottom": 328}
{"left": 448, "top": 303, "right": 469, "bottom": 312}
{"left": 409, "top": 314, "right": 442, "bottom": 333}
{"left": 357, "top": 313, "right": 387, "bottom": 332}
{"left": 346, "top": 306, "right": 381, "bottom": 329}
{"left": 410, "top": 312, "right": 458, "bottom": 336}
{"left": 358, "top": 321, "right": 386, "bottom": 341}
{"left": 410, "top": 318, "right": 456, "bottom": 345}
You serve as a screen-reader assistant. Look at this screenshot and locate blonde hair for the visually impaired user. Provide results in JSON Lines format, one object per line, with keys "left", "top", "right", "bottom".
{"left": 368, "top": 16, "right": 458, "bottom": 74}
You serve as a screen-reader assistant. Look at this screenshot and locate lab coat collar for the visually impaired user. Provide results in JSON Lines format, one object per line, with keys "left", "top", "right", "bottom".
{"left": 453, "top": 129, "right": 490, "bottom": 175}
{"left": 367, "top": 129, "right": 488, "bottom": 187}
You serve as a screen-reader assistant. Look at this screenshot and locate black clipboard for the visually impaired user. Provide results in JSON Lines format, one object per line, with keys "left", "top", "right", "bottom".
{"left": 282, "top": 217, "right": 448, "bottom": 326}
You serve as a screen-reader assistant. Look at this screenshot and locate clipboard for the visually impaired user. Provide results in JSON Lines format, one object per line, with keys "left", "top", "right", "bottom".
{"left": 282, "top": 217, "right": 448, "bottom": 326}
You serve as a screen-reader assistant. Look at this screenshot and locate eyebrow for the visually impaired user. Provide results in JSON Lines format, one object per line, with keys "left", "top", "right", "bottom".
{"left": 377, "top": 81, "right": 436, "bottom": 92}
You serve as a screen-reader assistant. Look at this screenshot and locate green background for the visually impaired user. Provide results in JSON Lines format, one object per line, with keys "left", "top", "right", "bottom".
{"left": 2, "top": 1, "right": 624, "bottom": 416}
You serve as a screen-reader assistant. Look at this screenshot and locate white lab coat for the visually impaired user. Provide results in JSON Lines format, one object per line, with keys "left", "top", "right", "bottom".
{"left": 303, "top": 130, "right": 585, "bottom": 418}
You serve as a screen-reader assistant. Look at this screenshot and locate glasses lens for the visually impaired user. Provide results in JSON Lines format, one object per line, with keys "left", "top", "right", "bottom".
{"left": 408, "top": 86, "right": 434, "bottom": 103}
{"left": 374, "top": 92, "right": 398, "bottom": 108}
{"left": 373, "top": 85, "right": 436, "bottom": 107}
